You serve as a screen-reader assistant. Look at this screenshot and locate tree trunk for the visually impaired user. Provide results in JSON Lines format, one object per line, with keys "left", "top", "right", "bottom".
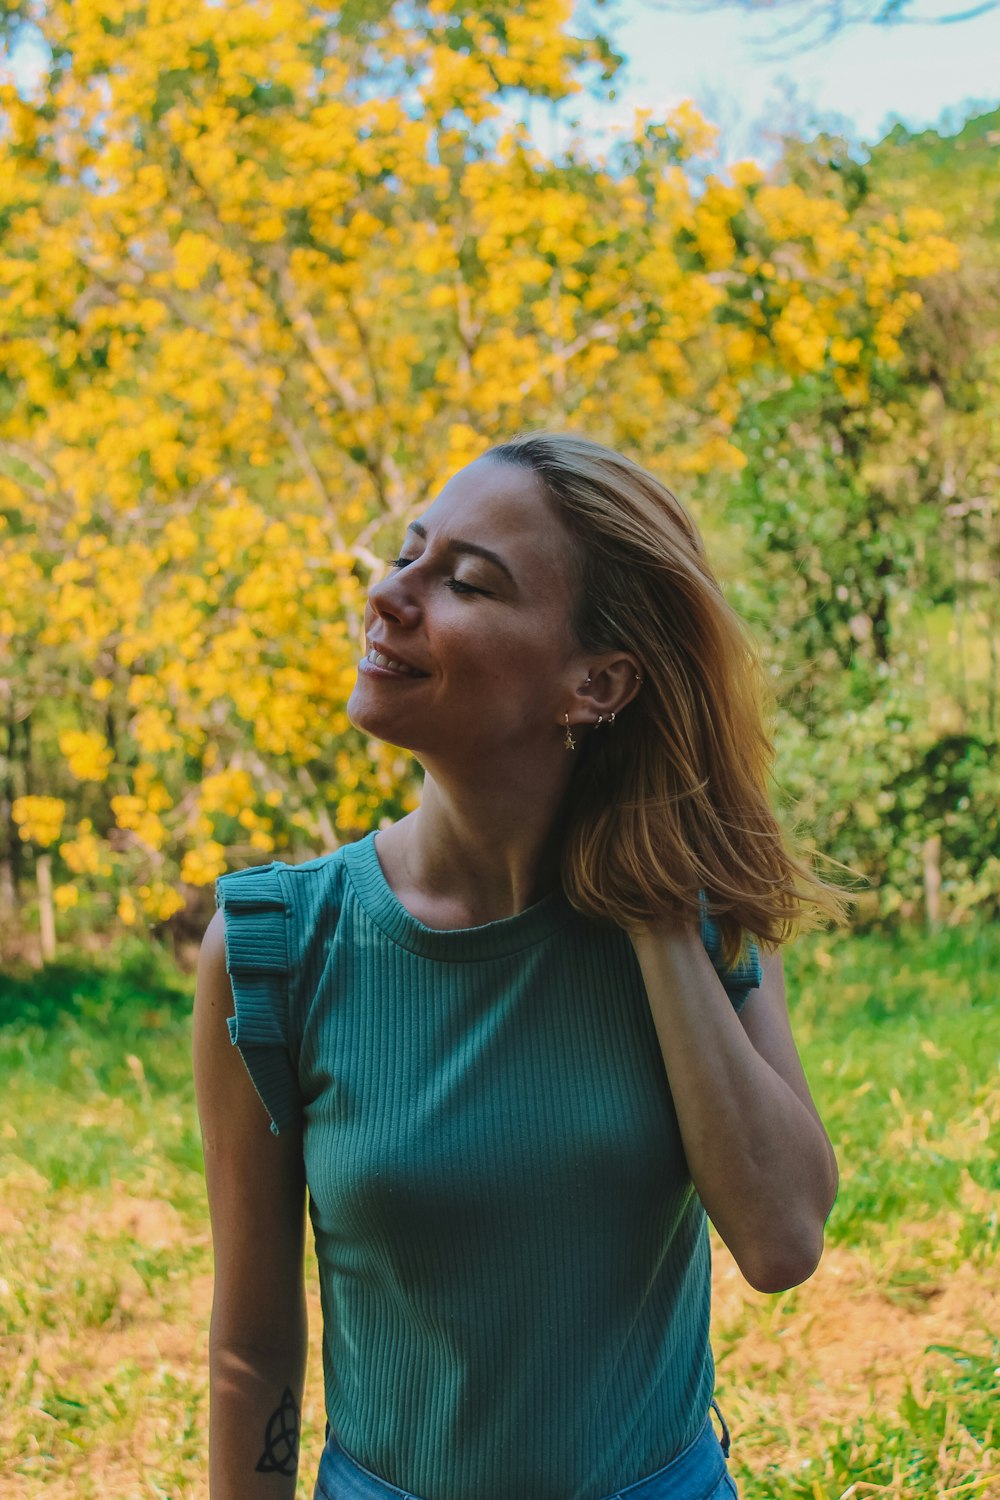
{"left": 1, "top": 705, "right": 25, "bottom": 913}
{"left": 923, "top": 833, "right": 942, "bottom": 933}
{"left": 37, "top": 851, "right": 57, "bottom": 963}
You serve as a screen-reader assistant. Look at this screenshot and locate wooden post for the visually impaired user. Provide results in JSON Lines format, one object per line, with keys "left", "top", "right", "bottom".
{"left": 37, "top": 851, "right": 56, "bottom": 963}
{"left": 923, "top": 834, "right": 942, "bottom": 933}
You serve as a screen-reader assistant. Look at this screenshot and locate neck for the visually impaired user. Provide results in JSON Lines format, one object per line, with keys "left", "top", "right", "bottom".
{"left": 380, "top": 757, "right": 575, "bottom": 925}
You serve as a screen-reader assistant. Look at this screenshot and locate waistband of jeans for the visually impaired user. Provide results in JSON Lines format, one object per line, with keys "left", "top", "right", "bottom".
{"left": 318, "top": 1408, "right": 727, "bottom": 1500}
{"left": 615, "top": 1410, "right": 727, "bottom": 1499}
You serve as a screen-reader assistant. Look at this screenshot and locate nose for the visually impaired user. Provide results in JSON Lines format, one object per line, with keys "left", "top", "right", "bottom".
{"left": 367, "top": 564, "right": 423, "bottom": 629}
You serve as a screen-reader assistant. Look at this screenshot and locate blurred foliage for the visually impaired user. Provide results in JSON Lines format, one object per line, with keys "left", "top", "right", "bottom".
{"left": 0, "top": 2, "right": 994, "bottom": 959}
{"left": 726, "top": 111, "right": 1000, "bottom": 931}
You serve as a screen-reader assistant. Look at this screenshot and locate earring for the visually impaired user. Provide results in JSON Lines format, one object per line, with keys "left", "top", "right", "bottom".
{"left": 594, "top": 715, "right": 604, "bottom": 728}
{"left": 607, "top": 711, "right": 616, "bottom": 726}
{"left": 564, "top": 713, "right": 576, "bottom": 752}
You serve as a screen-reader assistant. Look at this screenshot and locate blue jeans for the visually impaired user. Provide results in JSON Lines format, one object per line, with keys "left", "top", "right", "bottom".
{"left": 314, "top": 1402, "right": 738, "bottom": 1500}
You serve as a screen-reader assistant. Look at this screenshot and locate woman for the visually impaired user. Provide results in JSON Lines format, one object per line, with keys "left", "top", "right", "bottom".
{"left": 194, "top": 431, "right": 842, "bottom": 1500}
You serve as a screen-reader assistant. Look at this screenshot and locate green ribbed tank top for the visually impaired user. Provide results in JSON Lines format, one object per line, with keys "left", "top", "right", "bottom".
{"left": 215, "top": 832, "right": 760, "bottom": 1500}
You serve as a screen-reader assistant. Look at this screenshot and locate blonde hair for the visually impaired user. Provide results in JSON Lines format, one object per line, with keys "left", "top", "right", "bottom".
{"left": 484, "top": 430, "right": 854, "bottom": 967}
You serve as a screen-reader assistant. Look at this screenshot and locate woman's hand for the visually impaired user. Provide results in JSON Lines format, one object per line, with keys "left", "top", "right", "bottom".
{"left": 628, "top": 920, "right": 838, "bottom": 1293}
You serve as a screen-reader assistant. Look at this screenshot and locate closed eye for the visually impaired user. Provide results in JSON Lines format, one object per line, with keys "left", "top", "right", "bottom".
{"left": 445, "top": 578, "right": 490, "bottom": 596}
{"left": 388, "top": 557, "right": 491, "bottom": 597}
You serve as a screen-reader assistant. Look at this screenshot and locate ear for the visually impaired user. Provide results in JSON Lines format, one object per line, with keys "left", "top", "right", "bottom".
{"left": 567, "top": 652, "right": 643, "bottom": 727}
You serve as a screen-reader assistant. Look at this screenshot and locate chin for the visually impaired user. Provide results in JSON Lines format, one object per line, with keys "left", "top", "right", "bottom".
{"left": 347, "top": 689, "right": 414, "bottom": 750}
{"left": 346, "top": 688, "right": 380, "bottom": 736}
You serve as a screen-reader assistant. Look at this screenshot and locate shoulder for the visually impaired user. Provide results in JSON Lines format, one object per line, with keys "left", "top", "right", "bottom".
{"left": 273, "top": 845, "right": 351, "bottom": 891}
{"left": 214, "top": 842, "right": 353, "bottom": 995}
{"left": 194, "top": 907, "right": 231, "bottom": 1014}
{"left": 204, "top": 853, "right": 352, "bottom": 1139}
{"left": 215, "top": 846, "right": 350, "bottom": 927}
{"left": 215, "top": 846, "right": 347, "bottom": 890}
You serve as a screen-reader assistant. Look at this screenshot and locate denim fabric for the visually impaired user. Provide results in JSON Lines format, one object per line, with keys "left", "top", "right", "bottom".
{"left": 313, "top": 1405, "right": 738, "bottom": 1500}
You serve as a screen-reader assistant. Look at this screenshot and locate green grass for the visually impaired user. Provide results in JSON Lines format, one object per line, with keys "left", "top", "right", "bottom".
{"left": 1, "top": 924, "right": 997, "bottom": 1498}
{"left": 0, "top": 949, "right": 220, "bottom": 1497}
{"left": 788, "top": 925, "right": 998, "bottom": 1264}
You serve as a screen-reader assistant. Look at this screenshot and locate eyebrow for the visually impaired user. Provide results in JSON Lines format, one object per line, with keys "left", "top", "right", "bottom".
{"left": 406, "top": 522, "right": 516, "bottom": 586}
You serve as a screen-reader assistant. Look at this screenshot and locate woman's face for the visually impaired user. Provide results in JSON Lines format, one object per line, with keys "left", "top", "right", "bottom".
{"left": 347, "top": 459, "right": 590, "bottom": 768}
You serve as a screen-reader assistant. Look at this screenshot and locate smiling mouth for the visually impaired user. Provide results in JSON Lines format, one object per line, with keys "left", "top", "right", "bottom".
{"left": 365, "top": 648, "right": 428, "bottom": 677}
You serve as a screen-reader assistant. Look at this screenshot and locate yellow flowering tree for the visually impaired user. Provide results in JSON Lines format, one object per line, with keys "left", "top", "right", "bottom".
{"left": 0, "top": 1, "right": 960, "bottom": 948}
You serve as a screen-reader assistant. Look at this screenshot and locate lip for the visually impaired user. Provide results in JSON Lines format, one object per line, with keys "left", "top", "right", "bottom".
{"left": 362, "top": 642, "right": 430, "bottom": 677}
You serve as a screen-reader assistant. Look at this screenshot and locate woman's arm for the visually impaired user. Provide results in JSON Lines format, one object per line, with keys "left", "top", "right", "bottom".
{"left": 629, "top": 925, "right": 838, "bottom": 1293}
{"left": 193, "top": 909, "right": 309, "bottom": 1499}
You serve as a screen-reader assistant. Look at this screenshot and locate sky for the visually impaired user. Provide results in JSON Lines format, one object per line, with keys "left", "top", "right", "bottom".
{"left": 514, "top": 0, "right": 1000, "bottom": 164}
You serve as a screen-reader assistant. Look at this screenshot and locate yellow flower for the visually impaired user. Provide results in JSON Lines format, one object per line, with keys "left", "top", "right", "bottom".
{"left": 730, "top": 160, "right": 763, "bottom": 188}
{"left": 830, "top": 335, "right": 863, "bottom": 366}
{"left": 201, "top": 769, "right": 256, "bottom": 817}
{"left": 54, "top": 883, "right": 80, "bottom": 910}
{"left": 111, "top": 795, "right": 145, "bottom": 831}
{"left": 59, "top": 729, "right": 114, "bottom": 782}
{"left": 101, "top": 793, "right": 163, "bottom": 851}
{"left": 139, "top": 881, "right": 187, "bottom": 921}
{"left": 60, "top": 824, "right": 114, "bottom": 876}
{"left": 172, "top": 229, "right": 218, "bottom": 290}
{"left": 131, "top": 707, "right": 177, "bottom": 754}
{"left": 181, "top": 842, "right": 228, "bottom": 886}
{"left": 144, "top": 781, "right": 174, "bottom": 813}
{"left": 12, "top": 796, "right": 66, "bottom": 847}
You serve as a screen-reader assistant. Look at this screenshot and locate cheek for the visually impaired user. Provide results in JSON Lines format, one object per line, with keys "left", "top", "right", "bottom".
{"left": 476, "top": 639, "right": 559, "bottom": 699}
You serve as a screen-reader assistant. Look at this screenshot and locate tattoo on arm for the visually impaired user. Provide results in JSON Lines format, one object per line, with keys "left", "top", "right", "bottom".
{"left": 255, "top": 1386, "right": 300, "bottom": 1477}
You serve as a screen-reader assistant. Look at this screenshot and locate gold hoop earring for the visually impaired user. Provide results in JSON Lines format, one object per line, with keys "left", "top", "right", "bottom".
{"left": 563, "top": 714, "right": 576, "bottom": 752}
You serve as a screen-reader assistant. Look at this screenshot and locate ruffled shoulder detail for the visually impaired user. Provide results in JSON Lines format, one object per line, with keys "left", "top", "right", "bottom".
{"left": 215, "top": 862, "right": 299, "bottom": 1136}
{"left": 698, "top": 890, "right": 763, "bottom": 1014}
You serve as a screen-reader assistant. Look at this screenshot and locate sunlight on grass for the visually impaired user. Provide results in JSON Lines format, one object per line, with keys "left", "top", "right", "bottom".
{"left": 1, "top": 927, "right": 997, "bottom": 1497}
